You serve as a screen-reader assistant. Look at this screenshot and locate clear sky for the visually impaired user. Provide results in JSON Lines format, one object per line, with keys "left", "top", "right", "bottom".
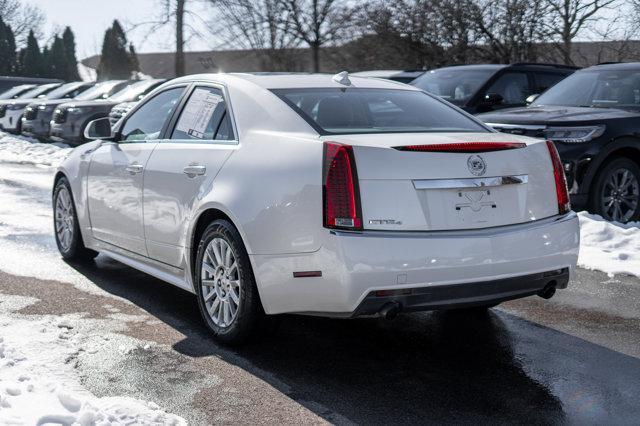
{"left": 31, "top": 0, "right": 213, "bottom": 59}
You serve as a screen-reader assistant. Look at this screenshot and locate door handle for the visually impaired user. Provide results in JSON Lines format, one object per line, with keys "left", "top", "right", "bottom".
{"left": 183, "top": 164, "right": 206, "bottom": 178}
{"left": 125, "top": 163, "right": 144, "bottom": 175}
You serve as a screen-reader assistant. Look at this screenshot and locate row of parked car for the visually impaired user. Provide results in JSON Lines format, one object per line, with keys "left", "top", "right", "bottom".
{"left": 1, "top": 61, "right": 640, "bottom": 223}
{"left": 0, "top": 78, "right": 165, "bottom": 145}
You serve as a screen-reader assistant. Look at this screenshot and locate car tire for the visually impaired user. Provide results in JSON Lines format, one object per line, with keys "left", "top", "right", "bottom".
{"left": 194, "top": 219, "right": 263, "bottom": 345}
{"left": 53, "top": 177, "right": 99, "bottom": 261}
{"left": 589, "top": 157, "right": 640, "bottom": 223}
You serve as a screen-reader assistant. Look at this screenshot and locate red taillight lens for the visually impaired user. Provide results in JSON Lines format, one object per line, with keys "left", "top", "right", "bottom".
{"left": 394, "top": 142, "right": 526, "bottom": 153}
{"left": 323, "top": 142, "right": 362, "bottom": 230}
{"left": 546, "top": 140, "right": 571, "bottom": 215}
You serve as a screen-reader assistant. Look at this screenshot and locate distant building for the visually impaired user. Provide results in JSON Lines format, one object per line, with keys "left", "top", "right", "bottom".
{"left": 81, "top": 40, "right": 640, "bottom": 79}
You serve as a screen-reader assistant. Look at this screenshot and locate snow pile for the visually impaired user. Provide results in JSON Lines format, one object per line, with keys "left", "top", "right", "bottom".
{"left": 578, "top": 211, "right": 640, "bottom": 277}
{"left": 0, "top": 299, "right": 187, "bottom": 425}
{"left": 0, "top": 132, "right": 72, "bottom": 168}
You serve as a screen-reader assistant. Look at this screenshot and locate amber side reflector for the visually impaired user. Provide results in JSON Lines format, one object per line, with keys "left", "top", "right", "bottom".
{"left": 393, "top": 142, "right": 527, "bottom": 153}
{"left": 293, "top": 271, "right": 322, "bottom": 278}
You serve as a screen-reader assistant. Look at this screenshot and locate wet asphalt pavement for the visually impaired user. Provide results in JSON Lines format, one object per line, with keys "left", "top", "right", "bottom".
{"left": 2, "top": 262, "right": 639, "bottom": 424}
{"left": 0, "top": 162, "right": 639, "bottom": 424}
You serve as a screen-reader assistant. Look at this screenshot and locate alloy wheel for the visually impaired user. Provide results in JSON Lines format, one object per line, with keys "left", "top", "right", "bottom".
{"left": 201, "top": 237, "right": 241, "bottom": 328}
{"left": 55, "top": 186, "right": 74, "bottom": 252}
{"left": 601, "top": 167, "right": 639, "bottom": 222}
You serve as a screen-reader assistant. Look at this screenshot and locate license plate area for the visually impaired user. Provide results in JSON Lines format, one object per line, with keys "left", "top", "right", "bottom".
{"left": 414, "top": 175, "right": 528, "bottom": 229}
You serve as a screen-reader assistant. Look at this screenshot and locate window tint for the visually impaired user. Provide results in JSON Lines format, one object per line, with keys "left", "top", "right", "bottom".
{"left": 534, "top": 69, "right": 640, "bottom": 108}
{"left": 484, "top": 72, "right": 529, "bottom": 105}
{"left": 411, "top": 68, "right": 496, "bottom": 106}
{"left": 534, "top": 73, "right": 567, "bottom": 94}
{"left": 121, "top": 87, "right": 184, "bottom": 142}
{"left": 272, "top": 88, "right": 487, "bottom": 134}
{"left": 171, "top": 87, "right": 235, "bottom": 141}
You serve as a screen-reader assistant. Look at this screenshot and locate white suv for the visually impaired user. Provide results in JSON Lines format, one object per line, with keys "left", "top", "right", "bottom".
{"left": 53, "top": 73, "right": 579, "bottom": 344}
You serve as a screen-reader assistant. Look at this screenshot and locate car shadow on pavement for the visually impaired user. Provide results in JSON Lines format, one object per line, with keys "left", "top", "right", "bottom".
{"left": 69, "top": 256, "right": 640, "bottom": 424}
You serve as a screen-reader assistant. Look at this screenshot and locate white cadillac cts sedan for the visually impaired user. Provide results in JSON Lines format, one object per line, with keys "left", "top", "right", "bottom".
{"left": 53, "top": 73, "right": 579, "bottom": 343}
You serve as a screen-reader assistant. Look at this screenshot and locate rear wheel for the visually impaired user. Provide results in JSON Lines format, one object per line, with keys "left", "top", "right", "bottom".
{"left": 590, "top": 157, "right": 640, "bottom": 223}
{"left": 53, "top": 178, "right": 99, "bottom": 261}
{"left": 194, "top": 220, "right": 262, "bottom": 345}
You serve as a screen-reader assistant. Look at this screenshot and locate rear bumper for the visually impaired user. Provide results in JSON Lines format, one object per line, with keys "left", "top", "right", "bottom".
{"left": 251, "top": 212, "right": 580, "bottom": 316}
{"left": 353, "top": 268, "right": 568, "bottom": 316}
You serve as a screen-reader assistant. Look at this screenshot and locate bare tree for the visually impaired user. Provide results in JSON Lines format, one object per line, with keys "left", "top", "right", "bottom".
{"left": 0, "top": 0, "right": 45, "bottom": 45}
{"left": 209, "top": 0, "right": 298, "bottom": 70}
{"left": 282, "top": 0, "right": 354, "bottom": 72}
{"left": 543, "top": 0, "right": 616, "bottom": 65}
{"left": 472, "top": 0, "right": 548, "bottom": 63}
{"left": 132, "top": 0, "right": 208, "bottom": 77}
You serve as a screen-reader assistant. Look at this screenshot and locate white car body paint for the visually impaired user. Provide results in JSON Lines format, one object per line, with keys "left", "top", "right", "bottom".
{"left": 56, "top": 73, "right": 580, "bottom": 316}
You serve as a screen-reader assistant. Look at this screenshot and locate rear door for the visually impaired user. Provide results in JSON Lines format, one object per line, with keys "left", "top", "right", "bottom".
{"left": 87, "top": 86, "right": 186, "bottom": 254}
{"left": 142, "top": 84, "right": 238, "bottom": 268}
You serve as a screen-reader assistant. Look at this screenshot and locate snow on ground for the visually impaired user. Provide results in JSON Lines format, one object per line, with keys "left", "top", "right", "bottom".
{"left": 578, "top": 211, "right": 640, "bottom": 277}
{"left": 0, "top": 296, "right": 186, "bottom": 425}
{"left": 0, "top": 132, "right": 187, "bottom": 423}
{"left": 0, "top": 132, "right": 72, "bottom": 167}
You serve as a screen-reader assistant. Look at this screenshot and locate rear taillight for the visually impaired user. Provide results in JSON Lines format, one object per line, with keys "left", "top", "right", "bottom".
{"left": 323, "top": 142, "right": 362, "bottom": 230}
{"left": 546, "top": 140, "right": 571, "bottom": 215}
{"left": 394, "top": 142, "right": 526, "bottom": 153}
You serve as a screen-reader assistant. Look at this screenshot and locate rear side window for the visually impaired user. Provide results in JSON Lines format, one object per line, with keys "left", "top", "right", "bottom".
{"left": 120, "top": 87, "right": 184, "bottom": 142}
{"left": 272, "top": 88, "right": 487, "bottom": 134}
{"left": 171, "top": 86, "right": 235, "bottom": 141}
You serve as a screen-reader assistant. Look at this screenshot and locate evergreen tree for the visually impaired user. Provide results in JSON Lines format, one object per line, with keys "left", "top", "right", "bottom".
{"left": 41, "top": 45, "right": 50, "bottom": 78}
{"left": 49, "top": 35, "right": 67, "bottom": 80}
{"left": 0, "top": 18, "right": 17, "bottom": 75}
{"left": 21, "top": 30, "right": 43, "bottom": 77}
{"left": 62, "top": 27, "right": 80, "bottom": 81}
{"left": 128, "top": 43, "right": 140, "bottom": 73}
{"left": 97, "top": 20, "right": 136, "bottom": 80}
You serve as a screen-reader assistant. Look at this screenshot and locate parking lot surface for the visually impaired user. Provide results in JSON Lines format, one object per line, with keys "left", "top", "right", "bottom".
{"left": 0, "top": 162, "right": 639, "bottom": 424}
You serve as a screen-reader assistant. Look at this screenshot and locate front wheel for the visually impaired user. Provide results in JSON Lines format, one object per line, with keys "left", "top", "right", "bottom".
{"left": 590, "top": 157, "right": 640, "bottom": 223}
{"left": 194, "top": 220, "right": 262, "bottom": 345}
{"left": 53, "top": 178, "right": 99, "bottom": 261}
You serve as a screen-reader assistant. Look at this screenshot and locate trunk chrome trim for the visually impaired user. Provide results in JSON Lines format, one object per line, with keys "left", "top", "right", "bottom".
{"left": 413, "top": 174, "right": 528, "bottom": 190}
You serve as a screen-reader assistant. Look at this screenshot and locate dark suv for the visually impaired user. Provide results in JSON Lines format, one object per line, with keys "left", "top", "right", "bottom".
{"left": 411, "top": 63, "right": 577, "bottom": 114}
{"left": 478, "top": 62, "right": 640, "bottom": 223}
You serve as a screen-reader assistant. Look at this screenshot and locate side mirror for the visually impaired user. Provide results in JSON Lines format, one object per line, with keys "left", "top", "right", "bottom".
{"left": 84, "top": 117, "right": 115, "bottom": 140}
{"left": 526, "top": 94, "right": 540, "bottom": 105}
{"left": 482, "top": 93, "right": 504, "bottom": 105}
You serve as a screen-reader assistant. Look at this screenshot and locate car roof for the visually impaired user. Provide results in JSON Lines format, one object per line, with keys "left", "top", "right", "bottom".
{"left": 168, "top": 72, "right": 418, "bottom": 90}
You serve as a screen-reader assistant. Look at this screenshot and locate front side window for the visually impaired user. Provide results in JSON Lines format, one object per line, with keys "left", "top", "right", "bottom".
{"left": 120, "top": 87, "right": 185, "bottom": 142}
{"left": 171, "top": 86, "right": 235, "bottom": 141}
{"left": 533, "top": 69, "right": 640, "bottom": 108}
{"left": 272, "top": 88, "right": 488, "bottom": 135}
{"left": 484, "top": 72, "right": 529, "bottom": 106}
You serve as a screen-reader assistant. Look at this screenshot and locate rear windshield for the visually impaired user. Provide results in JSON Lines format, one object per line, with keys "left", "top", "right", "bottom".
{"left": 272, "top": 88, "right": 487, "bottom": 134}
